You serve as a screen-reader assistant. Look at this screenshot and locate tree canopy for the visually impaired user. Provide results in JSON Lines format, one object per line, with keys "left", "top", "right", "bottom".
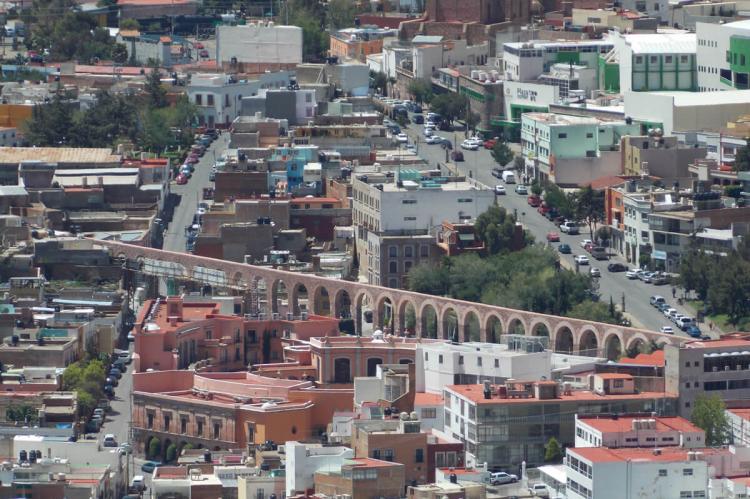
{"left": 491, "top": 137, "right": 514, "bottom": 167}
{"left": 429, "top": 93, "right": 468, "bottom": 124}
{"left": 407, "top": 79, "right": 433, "bottom": 105}
{"left": 691, "top": 394, "right": 730, "bottom": 446}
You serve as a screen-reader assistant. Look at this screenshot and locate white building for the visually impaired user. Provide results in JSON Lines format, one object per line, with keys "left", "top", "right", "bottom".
{"left": 574, "top": 414, "right": 706, "bottom": 449}
{"left": 285, "top": 441, "right": 354, "bottom": 496}
{"left": 727, "top": 408, "right": 750, "bottom": 447}
{"left": 607, "top": 31, "right": 697, "bottom": 92}
{"left": 565, "top": 446, "right": 750, "bottom": 499}
{"left": 411, "top": 38, "right": 489, "bottom": 80}
{"left": 416, "top": 341, "right": 601, "bottom": 394}
{"left": 696, "top": 20, "right": 750, "bottom": 92}
{"left": 501, "top": 40, "right": 613, "bottom": 82}
{"left": 624, "top": 89, "right": 750, "bottom": 134}
{"left": 187, "top": 72, "right": 291, "bottom": 128}
{"left": 352, "top": 172, "right": 495, "bottom": 286}
{"left": 216, "top": 23, "right": 303, "bottom": 68}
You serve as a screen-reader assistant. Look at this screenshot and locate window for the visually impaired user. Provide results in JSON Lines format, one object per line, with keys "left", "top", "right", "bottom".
{"left": 650, "top": 56, "right": 658, "bottom": 64}
{"left": 147, "top": 413, "right": 154, "bottom": 429}
{"left": 389, "top": 261, "right": 397, "bottom": 273}
{"left": 477, "top": 357, "right": 482, "bottom": 366}
{"left": 207, "top": 94, "right": 215, "bottom": 106}
{"left": 439, "top": 355, "right": 443, "bottom": 364}
{"left": 404, "top": 216, "right": 417, "bottom": 221}
{"left": 680, "top": 493, "right": 693, "bottom": 498}
{"left": 586, "top": 133, "right": 593, "bottom": 138}
{"left": 422, "top": 408, "right": 437, "bottom": 419}
{"left": 181, "top": 417, "right": 188, "bottom": 434}
{"left": 681, "top": 55, "right": 689, "bottom": 64}
{"left": 389, "top": 246, "right": 397, "bottom": 257}
{"left": 213, "top": 422, "right": 221, "bottom": 440}
{"left": 635, "top": 56, "right": 643, "bottom": 64}
{"left": 164, "top": 414, "right": 171, "bottom": 431}
{"left": 402, "top": 199, "right": 417, "bottom": 204}
{"left": 415, "top": 448, "right": 424, "bottom": 463}
{"left": 494, "top": 359, "right": 499, "bottom": 368}
{"left": 206, "top": 330, "right": 213, "bottom": 340}
{"left": 683, "top": 468, "right": 693, "bottom": 476}
{"left": 420, "top": 245, "right": 429, "bottom": 258}
{"left": 404, "top": 246, "right": 413, "bottom": 258}
{"left": 558, "top": 133, "right": 567, "bottom": 139}
{"left": 658, "top": 469, "right": 667, "bottom": 477}
{"left": 195, "top": 94, "right": 203, "bottom": 105}
{"left": 459, "top": 355, "right": 464, "bottom": 365}
{"left": 665, "top": 55, "right": 672, "bottom": 63}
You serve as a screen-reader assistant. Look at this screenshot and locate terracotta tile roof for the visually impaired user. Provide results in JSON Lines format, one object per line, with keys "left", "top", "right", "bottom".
{"left": 626, "top": 350, "right": 665, "bottom": 367}
{"left": 447, "top": 384, "right": 675, "bottom": 405}
{"left": 414, "top": 392, "right": 444, "bottom": 406}
{"left": 570, "top": 446, "right": 726, "bottom": 464}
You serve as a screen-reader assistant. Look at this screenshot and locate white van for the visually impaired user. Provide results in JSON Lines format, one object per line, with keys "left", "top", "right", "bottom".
{"left": 502, "top": 171, "right": 516, "bottom": 183}
{"left": 130, "top": 475, "right": 146, "bottom": 492}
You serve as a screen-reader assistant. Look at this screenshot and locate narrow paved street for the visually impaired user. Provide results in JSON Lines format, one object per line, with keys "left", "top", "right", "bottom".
{"left": 403, "top": 123, "right": 710, "bottom": 339}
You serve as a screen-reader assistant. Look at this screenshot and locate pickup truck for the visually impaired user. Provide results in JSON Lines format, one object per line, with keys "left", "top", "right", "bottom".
{"left": 559, "top": 221, "right": 579, "bottom": 235}
{"left": 590, "top": 246, "right": 609, "bottom": 260}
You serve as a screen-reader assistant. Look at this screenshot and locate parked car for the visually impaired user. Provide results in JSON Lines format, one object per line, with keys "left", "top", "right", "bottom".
{"left": 118, "top": 443, "right": 133, "bottom": 455}
{"left": 663, "top": 307, "right": 678, "bottom": 319}
{"left": 494, "top": 185, "right": 506, "bottom": 195}
{"left": 657, "top": 302, "right": 670, "bottom": 313}
{"left": 590, "top": 267, "right": 601, "bottom": 277}
{"left": 175, "top": 174, "right": 188, "bottom": 185}
{"left": 396, "top": 133, "right": 408, "bottom": 143}
{"left": 483, "top": 138, "right": 498, "bottom": 149}
{"left": 625, "top": 269, "right": 639, "bottom": 279}
{"left": 106, "top": 376, "right": 118, "bottom": 387}
{"left": 546, "top": 231, "right": 560, "bottom": 242}
{"left": 141, "top": 462, "right": 160, "bottom": 473}
{"left": 607, "top": 262, "right": 628, "bottom": 272}
{"left": 426, "top": 134, "right": 442, "bottom": 144}
{"left": 460, "top": 139, "right": 479, "bottom": 150}
{"left": 490, "top": 472, "right": 518, "bottom": 485}
{"left": 515, "top": 184, "right": 528, "bottom": 195}
{"left": 558, "top": 243, "right": 571, "bottom": 254}
{"left": 650, "top": 295, "right": 666, "bottom": 307}
{"left": 559, "top": 221, "right": 579, "bottom": 234}
{"left": 131, "top": 474, "right": 147, "bottom": 491}
{"left": 103, "top": 434, "right": 117, "bottom": 447}
{"left": 590, "top": 246, "right": 609, "bottom": 260}
{"left": 527, "top": 194, "right": 541, "bottom": 207}
{"left": 574, "top": 255, "right": 590, "bottom": 265}
{"left": 108, "top": 368, "right": 122, "bottom": 379}
{"left": 660, "top": 326, "right": 674, "bottom": 334}
{"left": 199, "top": 49, "right": 209, "bottom": 58}
{"left": 528, "top": 483, "right": 550, "bottom": 497}
{"left": 677, "top": 316, "right": 695, "bottom": 330}
{"left": 492, "top": 167, "right": 503, "bottom": 178}
{"left": 686, "top": 325, "right": 702, "bottom": 338}
{"left": 413, "top": 114, "right": 424, "bottom": 124}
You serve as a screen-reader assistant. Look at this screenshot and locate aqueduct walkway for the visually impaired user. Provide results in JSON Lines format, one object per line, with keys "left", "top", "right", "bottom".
{"left": 98, "top": 240, "right": 687, "bottom": 359}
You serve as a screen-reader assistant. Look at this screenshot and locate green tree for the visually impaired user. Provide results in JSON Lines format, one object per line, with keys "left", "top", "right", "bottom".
{"left": 407, "top": 79, "right": 433, "bottom": 105}
{"left": 466, "top": 111, "right": 480, "bottom": 133}
{"left": 112, "top": 43, "right": 128, "bottom": 64}
{"left": 544, "top": 437, "right": 563, "bottom": 462}
{"left": 543, "top": 184, "right": 574, "bottom": 219}
{"left": 24, "top": 93, "right": 76, "bottom": 146}
{"left": 119, "top": 18, "right": 140, "bottom": 30}
{"left": 596, "top": 226, "right": 612, "bottom": 247}
{"left": 571, "top": 185, "right": 605, "bottom": 238}
{"left": 734, "top": 144, "right": 750, "bottom": 172}
{"left": 165, "top": 442, "right": 178, "bottom": 462}
{"left": 530, "top": 180, "right": 543, "bottom": 196}
{"left": 491, "top": 139, "right": 514, "bottom": 166}
{"left": 76, "top": 390, "right": 97, "bottom": 417}
{"left": 6, "top": 405, "right": 38, "bottom": 424}
{"left": 429, "top": 93, "right": 468, "bottom": 125}
{"left": 567, "top": 300, "right": 620, "bottom": 325}
{"left": 691, "top": 394, "right": 730, "bottom": 445}
{"left": 327, "top": 0, "right": 357, "bottom": 30}
{"left": 145, "top": 66, "right": 167, "bottom": 108}
{"left": 407, "top": 262, "right": 449, "bottom": 295}
{"left": 474, "top": 205, "right": 521, "bottom": 255}
{"left": 148, "top": 437, "right": 162, "bottom": 459}
{"left": 370, "top": 70, "right": 387, "bottom": 94}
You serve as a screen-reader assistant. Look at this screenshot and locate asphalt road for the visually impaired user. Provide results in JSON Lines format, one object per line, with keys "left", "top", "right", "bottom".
{"left": 401, "top": 121, "right": 712, "bottom": 339}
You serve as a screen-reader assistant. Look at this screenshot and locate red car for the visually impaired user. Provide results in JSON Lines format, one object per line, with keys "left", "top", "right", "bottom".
{"left": 176, "top": 174, "right": 188, "bottom": 185}
{"left": 537, "top": 202, "right": 550, "bottom": 215}
{"left": 186, "top": 155, "right": 199, "bottom": 164}
{"left": 199, "top": 49, "right": 210, "bottom": 58}
{"left": 546, "top": 231, "right": 560, "bottom": 242}
{"left": 483, "top": 138, "right": 497, "bottom": 149}
{"left": 527, "top": 194, "right": 541, "bottom": 207}
{"left": 194, "top": 42, "right": 204, "bottom": 49}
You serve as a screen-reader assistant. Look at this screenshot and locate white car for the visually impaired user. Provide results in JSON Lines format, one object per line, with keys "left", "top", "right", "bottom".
{"left": 103, "top": 434, "right": 117, "bottom": 447}
{"left": 660, "top": 326, "right": 674, "bottom": 334}
{"left": 460, "top": 140, "right": 479, "bottom": 150}
{"left": 466, "top": 136, "right": 483, "bottom": 147}
{"left": 590, "top": 267, "right": 601, "bottom": 277}
{"left": 663, "top": 307, "right": 677, "bottom": 319}
{"left": 494, "top": 185, "right": 506, "bottom": 195}
{"left": 396, "top": 133, "right": 408, "bottom": 143}
{"left": 580, "top": 239, "right": 593, "bottom": 248}
{"left": 574, "top": 255, "right": 590, "bottom": 265}
{"left": 426, "top": 134, "right": 442, "bottom": 144}
{"left": 490, "top": 472, "right": 518, "bottom": 485}
{"left": 529, "top": 483, "right": 550, "bottom": 497}
{"left": 626, "top": 269, "right": 639, "bottom": 279}
{"left": 196, "top": 207, "right": 206, "bottom": 216}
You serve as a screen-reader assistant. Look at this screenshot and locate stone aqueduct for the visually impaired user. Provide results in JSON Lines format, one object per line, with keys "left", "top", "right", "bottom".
{"left": 98, "top": 240, "right": 687, "bottom": 359}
